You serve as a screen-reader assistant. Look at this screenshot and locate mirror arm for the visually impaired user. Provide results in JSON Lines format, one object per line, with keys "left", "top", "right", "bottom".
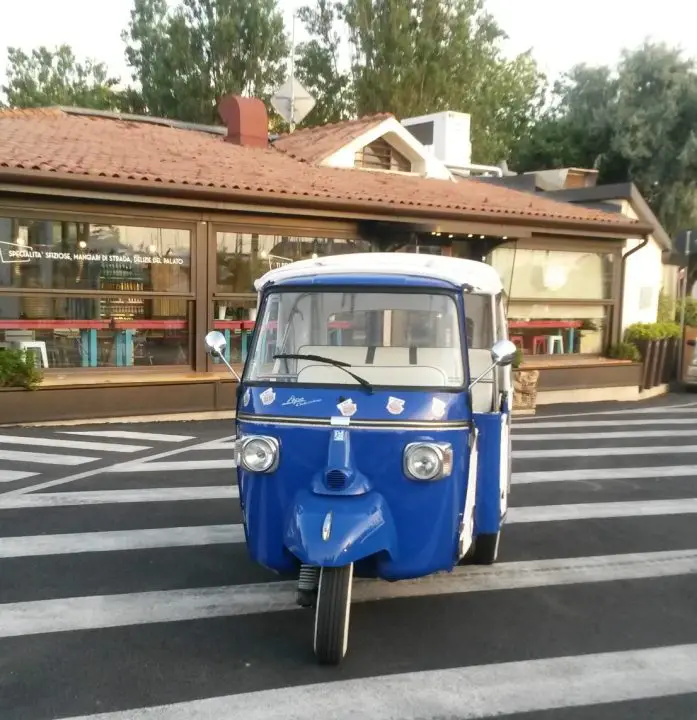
{"left": 468, "top": 361, "right": 498, "bottom": 391}
{"left": 214, "top": 350, "right": 241, "bottom": 382}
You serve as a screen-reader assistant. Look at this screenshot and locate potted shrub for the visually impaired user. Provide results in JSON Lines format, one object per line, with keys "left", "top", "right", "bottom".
{"left": 0, "top": 349, "right": 43, "bottom": 391}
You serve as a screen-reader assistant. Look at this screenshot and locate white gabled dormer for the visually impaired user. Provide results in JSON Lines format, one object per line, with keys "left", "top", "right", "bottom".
{"left": 321, "top": 116, "right": 453, "bottom": 180}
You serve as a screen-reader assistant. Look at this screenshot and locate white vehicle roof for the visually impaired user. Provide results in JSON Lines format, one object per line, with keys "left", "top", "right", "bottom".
{"left": 254, "top": 253, "right": 503, "bottom": 294}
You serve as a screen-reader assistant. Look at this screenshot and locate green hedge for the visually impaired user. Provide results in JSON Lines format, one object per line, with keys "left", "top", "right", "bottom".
{"left": 607, "top": 342, "right": 642, "bottom": 363}
{"left": 0, "top": 349, "right": 43, "bottom": 390}
{"left": 623, "top": 322, "right": 682, "bottom": 343}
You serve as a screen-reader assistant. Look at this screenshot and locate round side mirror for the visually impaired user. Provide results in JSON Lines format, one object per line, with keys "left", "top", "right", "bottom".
{"left": 204, "top": 330, "right": 227, "bottom": 357}
{"left": 491, "top": 339, "right": 518, "bottom": 367}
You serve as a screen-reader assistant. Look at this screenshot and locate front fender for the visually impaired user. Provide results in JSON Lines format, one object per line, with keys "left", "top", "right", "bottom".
{"left": 284, "top": 489, "right": 398, "bottom": 567}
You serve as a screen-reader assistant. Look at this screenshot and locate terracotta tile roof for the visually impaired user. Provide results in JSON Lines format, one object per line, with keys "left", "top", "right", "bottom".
{"left": 273, "top": 113, "right": 392, "bottom": 164}
{"left": 0, "top": 108, "right": 642, "bottom": 233}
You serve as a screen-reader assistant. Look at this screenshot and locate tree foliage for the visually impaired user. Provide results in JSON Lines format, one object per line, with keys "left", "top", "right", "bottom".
{"left": 1, "top": 45, "right": 122, "bottom": 110}
{"left": 294, "top": 0, "right": 353, "bottom": 126}
{"left": 122, "top": 0, "right": 289, "bottom": 124}
{"left": 512, "top": 42, "right": 697, "bottom": 236}
{"left": 295, "top": 0, "right": 545, "bottom": 162}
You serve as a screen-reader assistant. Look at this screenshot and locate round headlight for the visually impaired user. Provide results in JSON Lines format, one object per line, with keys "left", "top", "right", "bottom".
{"left": 240, "top": 436, "right": 278, "bottom": 473}
{"left": 404, "top": 443, "right": 443, "bottom": 481}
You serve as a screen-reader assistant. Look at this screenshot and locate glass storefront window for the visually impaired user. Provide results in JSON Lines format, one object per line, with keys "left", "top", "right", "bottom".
{"left": 507, "top": 302, "right": 610, "bottom": 356}
{"left": 491, "top": 247, "right": 614, "bottom": 300}
{"left": 0, "top": 218, "right": 191, "bottom": 292}
{"left": 0, "top": 295, "right": 191, "bottom": 368}
{"left": 215, "top": 232, "right": 370, "bottom": 293}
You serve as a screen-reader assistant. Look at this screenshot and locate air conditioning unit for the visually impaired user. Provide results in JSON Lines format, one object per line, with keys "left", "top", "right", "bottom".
{"left": 401, "top": 111, "right": 472, "bottom": 169}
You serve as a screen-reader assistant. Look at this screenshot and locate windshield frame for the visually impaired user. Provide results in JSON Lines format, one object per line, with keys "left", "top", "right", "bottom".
{"left": 241, "top": 284, "right": 470, "bottom": 393}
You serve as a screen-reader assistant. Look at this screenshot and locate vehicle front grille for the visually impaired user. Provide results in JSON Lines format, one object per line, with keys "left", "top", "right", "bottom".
{"left": 326, "top": 470, "right": 347, "bottom": 489}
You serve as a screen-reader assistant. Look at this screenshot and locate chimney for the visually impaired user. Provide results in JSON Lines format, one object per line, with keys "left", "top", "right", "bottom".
{"left": 218, "top": 95, "right": 268, "bottom": 148}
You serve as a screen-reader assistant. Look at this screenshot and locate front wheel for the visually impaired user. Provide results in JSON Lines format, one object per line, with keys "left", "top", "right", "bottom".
{"left": 313, "top": 564, "right": 353, "bottom": 665}
{"left": 472, "top": 531, "right": 500, "bottom": 565}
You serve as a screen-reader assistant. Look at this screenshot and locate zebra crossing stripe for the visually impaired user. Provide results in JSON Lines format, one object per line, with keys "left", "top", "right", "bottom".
{"left": 0, "top": 486, "right": 238, "bottom": 509}
{"left": 0, "top": 449, "right": 96, "bottom": 466}
{"left": 2, "top": 434, "right": 238, "bottom": 497}
{"left": 513, "top": 464, "right": 697, "bottom": 484}
{"left": 0, "top": 469, "right": 39, "bottom": 483}
{"left": 57, "top": 643, "right": 697, "bottom": 720}
{"left": 113, "top": 460, "right": 234, "bottom": 473}
{"left": 1, "top": 550, "right": 695, "bottom": 638}
{"left": 61, "top": 430, "right": 195, "bottom": 442}
{"left": 0, "top": 434, "right": 150, "bottom": 453}
{"left": 512, "top": 418, "right": 697, "bottom": 430}
{"left": 0, "top": 524, "right": 244, "bottom": 558}
{"left": 507, "top": 498, "right": 697, "bottom": 523}
{"left": 513, "top": 429, "right": 697, "bottom": 441}
{"left": 513, "top": 444, "right": 697, "bottom": 458}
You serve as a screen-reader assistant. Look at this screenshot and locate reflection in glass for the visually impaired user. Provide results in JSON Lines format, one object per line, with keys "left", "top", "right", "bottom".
{"left": 491, "top": 247, "right": 614, "bottom": 300}
{"left": 0, "top": 218, "right": 191, "bottom": 292}
{"left": 507, "top": 303, "right": 609, "bottom": 356}
{"left": 0, "top": 295, "right": 190, "bottom": 368}
{"left": 216, "top": 233, "right": 370, "bottom": 293}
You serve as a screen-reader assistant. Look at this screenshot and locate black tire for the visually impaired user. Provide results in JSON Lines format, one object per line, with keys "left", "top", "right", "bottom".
{"left": 313, "top": 564, "right": 353, "bottom": 665}
{"left": 472, "top": 532, "right": 500, "bottom": 565}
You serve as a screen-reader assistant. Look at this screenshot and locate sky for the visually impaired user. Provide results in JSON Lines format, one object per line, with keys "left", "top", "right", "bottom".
{"left": 1, "top": 0, "right": 696, "bottom": 93}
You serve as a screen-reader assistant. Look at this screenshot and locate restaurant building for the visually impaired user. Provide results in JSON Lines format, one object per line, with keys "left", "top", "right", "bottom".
{"left": 0, "top": 98, "right": 650, "bottom": 423}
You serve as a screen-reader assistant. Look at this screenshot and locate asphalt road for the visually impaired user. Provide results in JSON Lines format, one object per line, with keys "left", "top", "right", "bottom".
{"left": 1, "top": 395, "right": 697, "bottom": 719}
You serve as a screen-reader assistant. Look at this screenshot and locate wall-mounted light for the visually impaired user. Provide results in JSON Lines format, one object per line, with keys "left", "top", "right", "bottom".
{"left": 78, "top": 240, "right": 87, "bottom": 249}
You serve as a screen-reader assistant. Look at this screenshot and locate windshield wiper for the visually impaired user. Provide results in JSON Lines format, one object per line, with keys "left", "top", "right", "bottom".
{"left": 273, "top": 353, "right": 374, "bottom": 393}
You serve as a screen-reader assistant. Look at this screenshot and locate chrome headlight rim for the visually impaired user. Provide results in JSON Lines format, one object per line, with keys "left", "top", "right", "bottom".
{"left": 236, "top": 435, "right": 279, "bottom": 473}
{"left": 403, "top": 441, "right": 452, "bottom": 481}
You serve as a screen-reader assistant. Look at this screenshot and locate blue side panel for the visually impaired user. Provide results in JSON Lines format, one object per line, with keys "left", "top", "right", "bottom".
{"left": 237, "top": 417, "right": 471, "bottom": 580}
{"left": 473, "top": 412, "right": 503, "bottom": 536}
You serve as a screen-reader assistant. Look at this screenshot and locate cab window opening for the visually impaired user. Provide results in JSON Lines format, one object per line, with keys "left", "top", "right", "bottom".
{"left": 245, "top": 288, "right": 466, "bottom": 389}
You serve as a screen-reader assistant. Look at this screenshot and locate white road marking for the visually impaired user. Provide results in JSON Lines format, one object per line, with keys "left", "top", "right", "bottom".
{"left": 513, "top": 418, "right": 697, "bottom": 430}
{"left": 0, "top": 524, "right": 244, "bottom": 558}
{"left": 514, "top": 429, "right": 697, "bottom": 441}
{"left": 515, "top": 403, "right": 697, "bottom": 422}
{"left": 3, "top": 435, "right": 238, "bottom": 496}
{"left": 507, "top": 498, "right": 697, "bottom": 524}
{"left": 0, "top": 449, "right": 96, "bottom": 466}
{"left": 61, "top": 430, "right": 194, "bottom": 443}
{"left": 0, "top": 486, "right": 238, "bottom": 509}
{"left": 114, "top": 459, "right": 234, "bottom": 473}
{"left": 513, "top": 445, "right": 697, "bottom": 459}
{"left": 0, "top": 469, "right": 39, "bottom": 483}
{"left": 513, "top": 464, "right": 697, "bottom": 484}
{"left": 57, "top": 643, "right": 697, "bottom": 720}
{"left": 1, "top": 550, "right": 695, "bottom": 638}
{"left": 0, "top": 434, "right": 149, "bottom": 453}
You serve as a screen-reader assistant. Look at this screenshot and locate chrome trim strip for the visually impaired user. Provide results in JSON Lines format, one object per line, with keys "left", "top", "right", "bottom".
{"left": 237, "top": 413, "right": 470, "bottom": 430}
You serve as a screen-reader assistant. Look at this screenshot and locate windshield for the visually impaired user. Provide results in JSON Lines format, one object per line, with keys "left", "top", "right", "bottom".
{"left": 244, "top": 290, "right": 465, "bottom": 388}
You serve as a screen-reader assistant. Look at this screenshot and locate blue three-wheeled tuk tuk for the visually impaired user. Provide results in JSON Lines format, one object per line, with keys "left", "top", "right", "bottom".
{"left": 205, "top": 252, "right": 516, "bottom": 665}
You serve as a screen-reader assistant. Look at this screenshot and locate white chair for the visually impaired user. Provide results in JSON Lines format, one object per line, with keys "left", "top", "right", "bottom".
{"left": 18, "top": 341, "right": 49, "bottom": 368}
{"left": 547, "top": 335, "right": 564, "bottom": 354}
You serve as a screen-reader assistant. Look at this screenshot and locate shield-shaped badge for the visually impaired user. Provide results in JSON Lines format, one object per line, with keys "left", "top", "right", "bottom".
{"left": 337, "top": 398, "right": 357, "bottom": 417}
{"left": 260, "top": 388, "right": 276, "bottom": 406}
{"left": 431, "top": 397, "right": 447, "bottom": 420}
{"left": 386, "top": 396, "right": 405, "bottom": 415}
